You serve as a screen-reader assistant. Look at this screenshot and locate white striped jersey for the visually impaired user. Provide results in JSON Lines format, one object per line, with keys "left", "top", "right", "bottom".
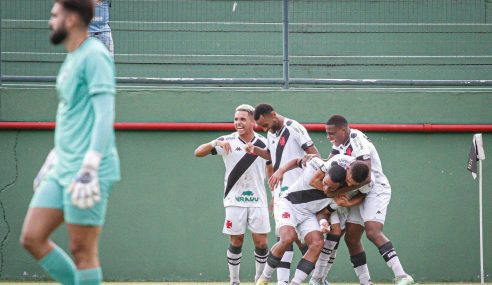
{"left": 267, "top": 118, "right": 314, "bottom": 197}
{"left": 213, "top": 132, "right": 269, "bottom": 208}
{"left": 331, "top": 129, "right": 390, "bottom": 192}
{"left": 282, "top": 157, "right": 337, "bottom": 214}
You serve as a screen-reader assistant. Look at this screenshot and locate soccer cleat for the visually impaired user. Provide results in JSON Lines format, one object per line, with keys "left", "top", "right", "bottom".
{"left": 395, "top": 275, "right": 414, "bottom": 285}
{"left": 231, "top": 282, "right": 240, "bottom": 285}
{"left": 255, "top": 277, "right": 270, "bottom": 285}
{"left": 309, "top": 278, "right": 327, "bottom": 285}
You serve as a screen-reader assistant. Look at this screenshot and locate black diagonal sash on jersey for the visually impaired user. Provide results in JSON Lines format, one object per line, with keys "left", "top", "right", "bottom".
{"left": 273, "top": 128, "right": 291, "bottom": 171}
{"left": 286, "top": 189, "right": 327, "bottom": 204}
{"left": 224, "top": 139, "right": 267, "bottom": 198}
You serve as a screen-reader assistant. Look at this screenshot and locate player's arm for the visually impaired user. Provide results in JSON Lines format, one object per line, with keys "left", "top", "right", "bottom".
{"left": 69, "top": 51, "right": 116, "bottom": 209}
{"left": 334, "top": 191, "right": 366, "bottom": 208}
{"left": 309, "top": 169, "right": 325, "bottom": 191}
{"left": 329, "top": 176, "right": 370, "bottom": 196}
{"left": 195, "top": 138, "right": 231, "bottom": 157}
{"left": 268, "top": 157, "right": 302, "bottom": 190}
{"left": 245, "top": 142, "right": 271, "bottom": 161}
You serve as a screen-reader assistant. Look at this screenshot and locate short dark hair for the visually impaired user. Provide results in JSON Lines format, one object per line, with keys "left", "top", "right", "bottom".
{"left": 326, "top": 114, "right": 348, "bottom": 127}
{"left": 55, "top": 0, "right": 94, "bottom": 26}
{"left": 254, "top": 103, "right": 274, "bottom": 120}
{"left": 350, "top": 162, "right": 370, "bottom": 183}
{"left": 327, "top": 164, "right": 346, "bottom": 184}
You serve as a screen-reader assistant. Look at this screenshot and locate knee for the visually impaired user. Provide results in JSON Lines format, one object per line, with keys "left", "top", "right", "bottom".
{"left": 344, "top": 233, "right": 360, "bottom": 247}
{"left": 230, "top": 236, "right": 244, "bottom": 248}
{"left": 20, "top": 231, "right": 42, "bottom": 252}
{"left": 279, "top": 233, "right": 296, "bottom": 247}
{"left": 365, "top": 227, "right": 382, "bottom": 243}
{"left": 309, "top": 237, "right": 325, "bottom": 252}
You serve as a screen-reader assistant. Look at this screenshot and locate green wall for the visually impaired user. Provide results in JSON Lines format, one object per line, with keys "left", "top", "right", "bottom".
{"left": 0, "top": 86, "right": 491, "bottom": 282}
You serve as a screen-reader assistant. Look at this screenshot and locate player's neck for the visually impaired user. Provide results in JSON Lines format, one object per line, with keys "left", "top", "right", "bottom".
{"left": 239, "top": 132, "right": 254, "bottom": 142}
{"left": 64, "top": 29, "right": 89, "bottom": 53}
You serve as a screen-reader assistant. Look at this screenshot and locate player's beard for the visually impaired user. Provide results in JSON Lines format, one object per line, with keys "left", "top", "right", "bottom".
{"left": 50, "top": 25, "right": 68, "bottom": 45}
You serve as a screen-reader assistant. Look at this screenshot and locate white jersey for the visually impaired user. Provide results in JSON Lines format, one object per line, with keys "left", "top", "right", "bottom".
{"left": 267, "top": 117, "right": 314, "bottom": 197}
{"left": 213, "top": 132, "right": 269, "bottom": 208}
{"left": 331, "top": 129, "right": 390, "bottom": 193}
{"left": 282, "top": 157, "right": 336, "bottom": 214}
{"left": 324, "top": 154, "right": 372, "bottom": 194}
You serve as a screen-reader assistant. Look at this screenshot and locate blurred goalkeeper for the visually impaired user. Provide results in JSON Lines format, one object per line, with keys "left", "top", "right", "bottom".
{"left": 20, "top": 1, "right": 120, "bottom": 284}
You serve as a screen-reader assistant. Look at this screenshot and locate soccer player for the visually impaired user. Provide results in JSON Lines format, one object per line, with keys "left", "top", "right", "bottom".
{"left": 325, "top": 114, "right": 414, "bottom": 285}
{"left": 256, "top": 155, "right": 370, "bottom": 285}
{"left": 20, "top": 1, "right": 119, "bottom": 285}
{"left": 309, "top": 156, "right": 372, "bottom": 285}
{"left": 194, "top": 104, "right": 272, "bottom": 285}
{"left": 246, "top": 103, "right": 319, "bottom": 285}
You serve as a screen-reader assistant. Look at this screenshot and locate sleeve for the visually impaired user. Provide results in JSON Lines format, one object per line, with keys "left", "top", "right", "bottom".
{"left": 89, "top": 94, "right": 114, "bottom": 154}
{"left": 293, "top": 122, "right": 314, "bottom": 150}
{"left": 350, "top": 131, "right": 371, "bottom": 160}
{"left": 213, "top": 136, "right": 226, "bottom": 156}
{"left": 84, "top": 46, "right": 116, "bottom": 98}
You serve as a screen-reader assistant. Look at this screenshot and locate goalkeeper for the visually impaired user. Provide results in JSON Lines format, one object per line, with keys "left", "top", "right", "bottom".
{"left": 20, "top": 0, "right": 120, "bottom": 284}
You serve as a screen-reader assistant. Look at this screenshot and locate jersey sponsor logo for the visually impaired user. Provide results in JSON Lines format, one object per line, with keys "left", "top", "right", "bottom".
{"left": 235, "top": 147, "right": 242, "bottom": 151}
{"left": 235, "top": 190, "right": 259, "bottom": 203}
{"left": 226, "top": 220, "right": 233, "bottom": 229}
{"left": 282, "top": 212, "right": 290, "bottom": 219}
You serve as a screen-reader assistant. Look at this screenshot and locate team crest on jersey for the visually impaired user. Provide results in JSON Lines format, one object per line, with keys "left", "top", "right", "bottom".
{"left": 235, "top": 191, "right": 259, "bottom": 202}
{"left": 346, "top": 146, "right": 353, "bottom": 156}
{"left": 226, "top": 220, "right": 233, "bottom": 229}
{"left": 282, "top": 212, "right": 290, "bottom": 219}
{"left": 279, "top": 136, "right": 286, "bottom": 146}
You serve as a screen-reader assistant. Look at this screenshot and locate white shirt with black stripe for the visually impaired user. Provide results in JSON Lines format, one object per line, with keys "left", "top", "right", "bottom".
{"left": 331, "top": 128, "right": 390, "bottom": 193}
{"left": 213, "top": 132, "right": 269, "bottom": 208}
{"left": 282, "top": 157, "right": 337, "bottom": 214}
{"left": 267, "top": 118, "right": 314, "bottom": 197}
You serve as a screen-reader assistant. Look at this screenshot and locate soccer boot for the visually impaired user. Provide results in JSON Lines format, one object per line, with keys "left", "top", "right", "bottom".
{"left": 395, "top": 275, "right": 414, "bottom": 285}
{"left": 309, "top": 278, "right": 329, "bottom": 285}
{"left": 256, "top": 277, "right": 270, "bottom": 285}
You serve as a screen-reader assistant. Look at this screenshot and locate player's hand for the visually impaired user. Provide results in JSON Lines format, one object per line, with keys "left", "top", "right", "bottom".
{"left": 268, "top": 170, "right": 283, "bottom": 190}
{"left": 216, "top": 140, "right": 232, "bottom": 154}
{"left": 244, "top": 142, "right": 255, "bottom": 154}
{"left": 302, "top": 154, "right": 318, "bottom": 166}
{"left": 319, "top": 218, "right": 330, "bottom": 233}
{"left": 33, "top": 149, "right": 58, "bottom": 192}
{"left": 68, "top": 151, "right": 102, "bottom": 209}
{"left": 334, "top": 194, "right": 350, "bottom": 207}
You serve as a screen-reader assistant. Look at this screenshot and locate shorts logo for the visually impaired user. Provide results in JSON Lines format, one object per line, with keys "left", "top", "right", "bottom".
{"left": 235, "top": 191, "right": 259, "bottom": 202}
{"left": 279, "top": 136, "right": 286, "bottom": 146}
{"left": 226, "top": 220, "right": 233, "bottom": 229}
{"left": 282, "top": 212, "right": 290, "bottom": 219}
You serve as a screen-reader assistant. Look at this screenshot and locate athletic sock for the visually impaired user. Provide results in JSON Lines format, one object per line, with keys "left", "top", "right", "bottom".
{"left": 351, "top": 251, "right": 372, "bottom": 285}
{"left": 261, "top": 252, "right": 282, "bottom": 281}
{"left": 39, "top": 245, "right": 77, "bottom": 285}
{"left": 227, "top": 244, "right": 242, "bottom": 283}
{"left": 255, "top": 247, "right": 269, "bottom": 282}
{"left": 379, "top": 241, "right": 406, "bottom": 278}
{"left": 78, "top": 267, "right": 102, "bottom": 285}
{"left": 291, "top": 258, "right": 316, "bottom": 285}
{"left": 276, "top": 243, "right": 293, "bottom": 284}
{"left": 311, "top": 234, "right": 340, "bottom": 281}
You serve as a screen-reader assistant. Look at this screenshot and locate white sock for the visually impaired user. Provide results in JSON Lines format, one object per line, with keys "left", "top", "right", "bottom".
{"left": 379, "top": 241, "right": 406, "bottom": 278}
{"left": 255, "top": 247, "right": 269, "bottom": 282}
{"left": 311, "top": 234, "right": 339, "bottom": 281}
{"left": 262, "top": 252, "right": 282, "bottom": 281}
{"left": 291, "top": 258, "right": 315, "bottom": 285}
{"left": 227, "top": 245, "right": 242, "bottom": 283}
{"left": 351, "top": 252, "right": 372, "bottom": 285}
{"left": 276, "top": 245, "right": 293, "bottom": 284}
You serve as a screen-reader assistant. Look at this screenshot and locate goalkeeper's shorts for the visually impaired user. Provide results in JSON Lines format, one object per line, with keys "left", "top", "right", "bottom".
{"left": 30, "top": 177, "right": 113, "bottom": 226}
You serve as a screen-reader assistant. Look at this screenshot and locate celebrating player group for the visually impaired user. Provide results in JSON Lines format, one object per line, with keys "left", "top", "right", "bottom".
{"left": 195, "top": 103, "right": 415, "bottom": 285}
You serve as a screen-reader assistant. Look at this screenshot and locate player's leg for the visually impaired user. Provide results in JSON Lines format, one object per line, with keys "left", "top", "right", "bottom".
{"left": 249, "top": 207, "right": 271, "bottom": 283}
{"left": 345, "top": 206, "right": 372, "bottom": 285}
{"left": 65, "top": 180, "right": 113, "bottom": 285}
{"left": 273, "top": 202, "right": 293, "bottom": 285}
{"left": 290, "top": 219, "right": 324, "bottom": 285}
{"left": 20, "top": 179, "right": 77, "bottom": 285}
{"left": 224, "top": 207, "right": 248, "bottom": 285}
{"left": 362, "top": 191, "right": 413, "bottom": 285}
{"left": 257, "top": 225, "right": 297, "bottom": 285}
{"left": 310, "top": 223, "right": 342, "bottom": 285}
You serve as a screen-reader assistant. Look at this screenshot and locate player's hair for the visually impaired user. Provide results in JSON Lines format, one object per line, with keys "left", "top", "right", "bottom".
{"left": 350, "top": 161, "right": 370, "bottom": 183}
{"left": 54, "top": 0, "right": 94, "bottom": 26}
{"left": 254, "top": 103, "right": 274, "bottom": 120}
{"left": 235, "top": 104, "right": 255, "bottom": 117}
{"left": 327, "top": 164, "right": 346, "bottom": 184}
{"left": 326, "top": 114, "right": 348, "bottom": 127}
